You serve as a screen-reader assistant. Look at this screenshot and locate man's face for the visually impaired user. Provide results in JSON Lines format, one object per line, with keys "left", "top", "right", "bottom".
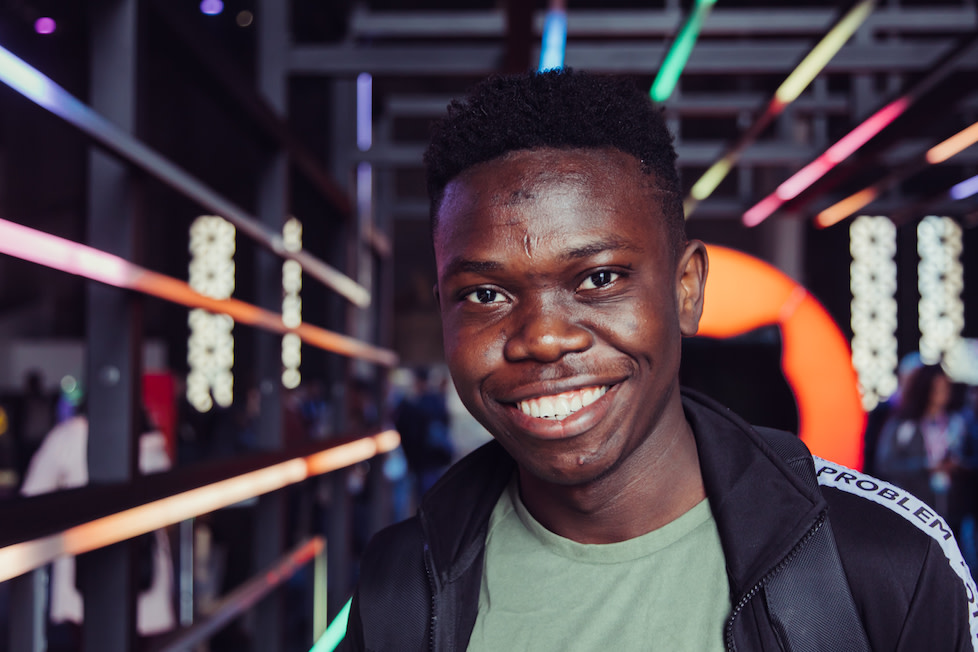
{"left": 433, "top": 147, "right": 706, "bottom": 487}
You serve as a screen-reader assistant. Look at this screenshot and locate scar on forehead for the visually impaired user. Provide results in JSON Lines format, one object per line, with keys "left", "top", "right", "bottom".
{"left": 506, "top": 189, "right": 535, "bottom": 204}
{"left": 523, "top": 232, "right": 533, "bottom": 258}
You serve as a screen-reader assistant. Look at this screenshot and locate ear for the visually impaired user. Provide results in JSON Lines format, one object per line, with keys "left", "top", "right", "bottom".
{"left": 676, "top": 240, "right": 708, "bottom": 337}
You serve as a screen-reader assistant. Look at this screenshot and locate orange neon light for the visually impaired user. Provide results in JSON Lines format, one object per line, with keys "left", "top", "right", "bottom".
{"left": 0, "top": 430, "right": 400, "bottom": 583}
{"left": 815, "top": 187, "right": 878, "bottom": 229}
{"left": 698, "top": 245, "right": 865, "bottom": 469}
{"left": 0, "top": 218, "right": 397, "bottom": 367}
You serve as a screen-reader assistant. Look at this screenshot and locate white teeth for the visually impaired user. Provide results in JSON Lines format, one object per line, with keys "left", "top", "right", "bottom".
{"left": 517, "top": 386, "right": 608, "bottom": 421}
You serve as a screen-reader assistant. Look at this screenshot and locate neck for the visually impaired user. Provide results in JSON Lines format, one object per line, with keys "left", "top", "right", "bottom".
{"left": 518, "top": 417, "right": 706, "bottom": 544}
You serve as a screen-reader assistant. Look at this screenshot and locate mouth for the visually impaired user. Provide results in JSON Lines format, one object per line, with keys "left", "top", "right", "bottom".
{"left": 515, "top": 386, "right": 609, "bottom": 421}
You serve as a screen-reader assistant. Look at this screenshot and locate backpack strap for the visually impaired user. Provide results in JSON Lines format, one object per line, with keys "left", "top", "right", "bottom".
{"left": 758, "top": 427, "right": 871, "bottom": 652}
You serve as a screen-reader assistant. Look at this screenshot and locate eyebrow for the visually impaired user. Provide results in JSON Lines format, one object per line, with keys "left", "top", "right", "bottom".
{"left": 442, "top": 239, "right": 638, "bottom": 279}
{"left": 559, "top": 239, "right": 638, "bottom": 262}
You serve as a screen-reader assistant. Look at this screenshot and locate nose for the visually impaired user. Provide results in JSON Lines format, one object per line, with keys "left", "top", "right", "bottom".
{"left": 503, "top": 299, "right": 593, "bottom": 363}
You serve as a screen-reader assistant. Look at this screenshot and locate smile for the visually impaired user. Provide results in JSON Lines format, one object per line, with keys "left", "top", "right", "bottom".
{"left": 516, "top": 386, "right": 608, "bottom": 420}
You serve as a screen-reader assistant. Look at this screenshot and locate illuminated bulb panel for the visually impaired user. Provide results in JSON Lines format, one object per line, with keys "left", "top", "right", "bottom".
{"left": 282, "top": 218, "right": 303, "bottom": 389}
{"left": 187, "top": 216, "right": 236, "bottom": 412}
{"left": 850, "top": 216, "right": 898, "bottom": 412}
{"left": 917, "top": 216, "right": 964, "bottom": 365}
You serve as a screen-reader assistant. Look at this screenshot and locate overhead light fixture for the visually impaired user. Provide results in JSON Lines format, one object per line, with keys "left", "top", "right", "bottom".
{"left": 538, "top": 1, "right": 568, "bottom": 72}
{"left": 774, "top": 0, "right": 875, "bottom": 105}
{"left": 742, "top": 32, "right": 978, "bottom": 227}
{"left": 815, "top": 188, "right": 879, "bottom": 228}
{"left": 684, "top": 0, "right": 876, "bottom": 218}
{"left": 950, "top": 173, "right": 978, "bottom": 200}
{"left": 814, "top": 119, "right": 978, "bottom": 228}
{"left": 650, "top": 0, "right": 717, "bottom": 103}
{"left": 743, "top": 97, "right": 910, "bottom": 227}
{"left": 926, "top": 120, "right": 978, "bottom": 165}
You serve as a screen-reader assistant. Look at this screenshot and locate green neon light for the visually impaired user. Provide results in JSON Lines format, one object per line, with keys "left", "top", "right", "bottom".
{"left": 310, "top": 597, "right": 352, "bottom": 652}
{"left": 650, "top": 0, "right": 717, "bottom": 103}
{"left": 690, "top": 157, "right": 733, "bottom": 201}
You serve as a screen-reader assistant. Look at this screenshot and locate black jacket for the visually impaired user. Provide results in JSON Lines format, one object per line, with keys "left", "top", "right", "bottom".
{"left": 342, "top": 390, "right": 976, "bottom": 651}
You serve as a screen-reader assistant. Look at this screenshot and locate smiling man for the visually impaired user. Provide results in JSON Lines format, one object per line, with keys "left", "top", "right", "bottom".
{"left": 339, "top": 70, "right": 976, "bottom": 651}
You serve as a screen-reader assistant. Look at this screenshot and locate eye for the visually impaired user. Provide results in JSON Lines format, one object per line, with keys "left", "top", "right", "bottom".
{"left": 464, "top": 288, "right": 506, "bottom": 304}
{"left": 579, "top": 270, "right": 619, "bottom": 290}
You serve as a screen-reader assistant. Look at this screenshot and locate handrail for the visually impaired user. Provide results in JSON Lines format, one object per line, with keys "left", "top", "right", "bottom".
{"left": 0, "top": 218, "right": 398, "bottom": 367}
{"left": 0, "top": 42, "right": 370, "bottom": 308}
{"left": 154, "top": 537, "right": 326, "bottom": 652}
{"left": 0, "top": 430, "right": 400, "bottom": 583}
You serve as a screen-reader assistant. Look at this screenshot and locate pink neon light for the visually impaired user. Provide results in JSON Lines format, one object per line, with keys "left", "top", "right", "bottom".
{"left": 742, "top": 194, "right": 784, "bottom": 227}
{"left": 777, "top": 98, "right": 909, "bottom": 203}
{"left": 826, "top": 98, "right": 909, "bottom": 163}
{"left": 775, "top": 158, "right": 833, "bottom": 202}
{"left": 748, "top": 96, "right": 912, "bottom": 225}
{"left": 0, "top": 218, "right": 135, "bottom": 287}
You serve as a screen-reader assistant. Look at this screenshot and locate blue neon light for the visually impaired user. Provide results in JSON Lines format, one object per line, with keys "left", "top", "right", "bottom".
{"left": 538, "top": 10, "right": 567, "bottom": 72}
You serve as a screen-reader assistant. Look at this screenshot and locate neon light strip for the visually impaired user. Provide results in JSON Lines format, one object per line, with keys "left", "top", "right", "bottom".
{"left": 538, "top": 7, "right": 567, "bottom": 72}
{"left": 774, "top": 0, "right": 875, "bottom": 104}
{"left": 684, "top": 1, "right": 874, "bottom": 217}
{"left": 0, "top": 43, "right": 370, "bottom": 308}
{"left": 356, "top": 73, "right": 372, "bottom": 152}
{"left": 161, "top": 538, "right": 325, "bottom": 652}
{"left": 815, "top": 119, "right": 978, "bottom": 228}
{"left": 311, "top": 598, "right": 353, "bottom": 652}
{"left": 650, "top": 0, "right": 717, "bottom": 103}
{"left": 950, "top": 174, "right": 978, "bottom": 200}
{"left": 0, "top": 218, "right": 397, "bottom": 366}
{"left": 743, "top": 97, "right": 910, "bottom": 226}
{"left": 815, "top": 187, "right": 878, "bottom": 228}
{"left": 0, "top": 430, "right": 400, "bottom": 584}
{"left": 926, "top": 120, "right": 978, "bottom": 165}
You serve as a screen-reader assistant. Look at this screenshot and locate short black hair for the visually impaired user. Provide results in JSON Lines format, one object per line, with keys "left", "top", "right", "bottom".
{"left": 423, "top": 68, "right": 686, "bottom": 258}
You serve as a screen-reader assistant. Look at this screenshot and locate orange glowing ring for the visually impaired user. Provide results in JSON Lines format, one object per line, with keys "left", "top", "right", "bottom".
{"left": 698, "top": 244, "right": 865, "bottom": 469}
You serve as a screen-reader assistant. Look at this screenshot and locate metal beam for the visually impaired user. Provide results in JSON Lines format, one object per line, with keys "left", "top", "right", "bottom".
{"left": 384, "top": 92, "right": 851, "bottom": 117}
{"left": 288, "top": 40, "right": 961, "bottom": 76}
{"left": 346, "top": 7, "right": 977, "bottom": 39}
{"left": 357, "top": 140, "right": 821, "bottom": 167}
{"left": 149, "top": 0, "right": 352, "bottom": 219}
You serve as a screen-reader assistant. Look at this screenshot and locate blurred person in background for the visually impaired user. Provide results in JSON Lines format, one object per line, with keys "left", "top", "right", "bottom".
{"left": 875, "top": 364, "right": 973, "bottom": 537}
{"left": 862, "top": 352, "right": 921, "bottom": 476}
{"left": 394, "top": 367, "right": 454, "bottom": 502}
{"left": 20, "top": 404, "right": 176, "bottom": 652}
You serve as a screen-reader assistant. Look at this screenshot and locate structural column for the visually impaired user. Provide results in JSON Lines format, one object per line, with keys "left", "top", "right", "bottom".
{"left": 254, "top": 0, "right": 289, "bottom": 649}
{"left": 81, "top": 1, "right": 143, "bottom": 651}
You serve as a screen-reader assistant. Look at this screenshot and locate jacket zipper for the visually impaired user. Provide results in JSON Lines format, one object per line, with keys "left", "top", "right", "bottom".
{"left": 723, "top": 512, "right": 827, "bottom": 652}
{"left": 423, "top": 542, "right": 438, "bottom": 651}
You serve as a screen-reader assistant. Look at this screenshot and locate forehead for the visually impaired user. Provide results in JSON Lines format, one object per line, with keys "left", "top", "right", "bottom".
{"left": 433, "top": 148, "right": 666, "bottom": 258}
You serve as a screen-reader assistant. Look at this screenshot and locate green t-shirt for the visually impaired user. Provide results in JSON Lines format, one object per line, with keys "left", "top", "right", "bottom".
{"left": 467, "top": 478, "right": 731, "bottom": 651}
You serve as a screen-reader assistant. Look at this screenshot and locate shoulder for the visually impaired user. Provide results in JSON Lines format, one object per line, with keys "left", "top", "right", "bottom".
{"left": 815, "top": 458, "right": 978, "bottom": 649}
{"left": 360, "top": 516, "right": 426, "bottom": 582}
{"left": 346, "top": 517, "right": 431, "bottom": 652}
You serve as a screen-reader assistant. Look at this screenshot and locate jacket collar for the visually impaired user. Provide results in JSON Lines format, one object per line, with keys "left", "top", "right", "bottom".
{"left": 682, "top": 388, "right": 826, "bottom": 595}
{"left": 419, "top": 388, "right": 826, "bottom": 596}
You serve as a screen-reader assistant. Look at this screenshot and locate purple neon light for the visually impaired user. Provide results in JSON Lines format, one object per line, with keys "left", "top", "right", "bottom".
{"left": 34, "top": 18, "right": 56, "bottom": 35}
{"left": 950, "top": 174, "right": 978, "bottom": 200}
{"left": 200, "top": 0, "right": 223, "bottom": 16}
